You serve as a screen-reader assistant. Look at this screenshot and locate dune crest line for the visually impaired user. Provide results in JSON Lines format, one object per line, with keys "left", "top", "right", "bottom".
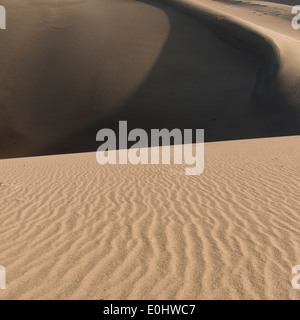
{"left": 162, "top": 0, "right": 294, "bottom": 103}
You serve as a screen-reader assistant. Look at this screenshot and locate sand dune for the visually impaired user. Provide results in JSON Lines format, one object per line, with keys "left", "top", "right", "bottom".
{"left": 0, "top": 0, "right": 300, "bottom": 300}
{"left": 0, "top": 136, "right": 299, "bottom": 299}
{"left": 168, "top": 0, "right": 300, "bottom": 102}
{"left": 0, "top": 0, "right": 170, "bottom": 157}
{"left": 1, "top": 0, "right": 300, "bottom": 158}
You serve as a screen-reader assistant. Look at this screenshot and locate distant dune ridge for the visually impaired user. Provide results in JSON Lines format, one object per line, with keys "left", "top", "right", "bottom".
{"left": 0, "top": 0, "right": 300, "bottom": 300}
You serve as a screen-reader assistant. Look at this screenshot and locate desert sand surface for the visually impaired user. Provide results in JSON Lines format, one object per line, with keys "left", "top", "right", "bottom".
{"left": 0, "top": 0, "right": 300, "bottom": 300}
{"left": 0, "top": 136, "right": 299, "bottom": 300}
{"left": 201, "top": 0, "right": 300, "bottom": 39}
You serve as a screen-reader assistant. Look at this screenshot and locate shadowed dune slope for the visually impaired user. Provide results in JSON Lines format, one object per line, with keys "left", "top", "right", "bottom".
{"left": 0, "top": 0, "right": 300, "bottom": 158}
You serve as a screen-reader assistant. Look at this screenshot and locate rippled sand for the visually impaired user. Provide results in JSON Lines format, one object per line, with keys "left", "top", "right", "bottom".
{"left": 0, "top": 0, "right": 300, "bottom": 300}
{"left": 0, "top": 136, "right": 299, "bottom": 299}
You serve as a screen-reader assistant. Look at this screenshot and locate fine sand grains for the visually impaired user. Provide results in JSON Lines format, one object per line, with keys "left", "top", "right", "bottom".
{"left": 0, "top": 136, "right": 299, "bottom": 300}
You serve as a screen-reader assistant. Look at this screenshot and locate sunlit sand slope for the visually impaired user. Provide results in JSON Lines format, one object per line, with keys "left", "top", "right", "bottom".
{"left": 0, "top": 136, "right": 299, "bottom": 299}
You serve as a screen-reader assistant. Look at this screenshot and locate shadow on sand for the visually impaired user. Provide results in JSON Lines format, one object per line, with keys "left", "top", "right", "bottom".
{"left": 5, "top": 0, "right": 300, "bottom": 158}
